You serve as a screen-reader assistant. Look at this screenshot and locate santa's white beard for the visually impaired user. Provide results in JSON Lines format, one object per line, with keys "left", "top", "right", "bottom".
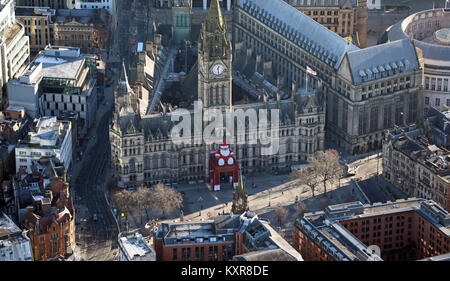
{"left": 221, "top": 149, "right": 230, "bottom": 157}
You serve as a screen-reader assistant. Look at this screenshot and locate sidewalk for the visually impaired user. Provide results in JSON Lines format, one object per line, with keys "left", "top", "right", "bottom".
{"left": 151, "top": 173, "right": 367, "bottom": 233}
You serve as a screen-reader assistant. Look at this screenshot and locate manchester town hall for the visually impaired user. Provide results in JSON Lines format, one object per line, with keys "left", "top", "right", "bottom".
{"left": 110, "top": 0, "right": 423, "bottom": 188}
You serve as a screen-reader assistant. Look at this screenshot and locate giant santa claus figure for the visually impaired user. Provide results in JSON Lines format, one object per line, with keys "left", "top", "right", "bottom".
{"left": 215, "top": 141, "right": 235, "bottom": 166}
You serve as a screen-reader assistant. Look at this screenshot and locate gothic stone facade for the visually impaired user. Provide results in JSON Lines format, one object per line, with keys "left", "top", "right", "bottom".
{"left": 110, "top": 0, "right": 325, "bottom": 187}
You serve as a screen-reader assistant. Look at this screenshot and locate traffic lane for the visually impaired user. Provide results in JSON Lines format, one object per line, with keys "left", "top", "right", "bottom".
{"left": 81, "top": 152, "right": 115, "bottom": 257}
{"left": 76, "top": 113, "right": 117, "bottom": 257}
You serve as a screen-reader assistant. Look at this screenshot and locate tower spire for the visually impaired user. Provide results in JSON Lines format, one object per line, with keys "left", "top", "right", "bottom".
{"left": 205, "top": 0, "right": 225, "bottom": 33}
{"left": 116, "top": 59, "right": 135, "bottom": 114}
{"left": 122, "top": 59, "right": 130, "bottom": 87}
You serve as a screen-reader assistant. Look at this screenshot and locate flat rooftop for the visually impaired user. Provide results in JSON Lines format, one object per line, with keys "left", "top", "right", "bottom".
{"left": 30, "top": 116, "right": 62, "bottom": 146}
{"left": 14, "top": 6, "right": 55, "bottom": 17}
{"left": 34, "top": 55, "right": 85, "bottom": 80}
{"left": 18, "top": 116, "right": 70, "bottom": 149}
{"left": 0, "top": 212, "right": 21, "bottom": 240}
{"left": 119, "top": 232, "right": 155, "bottom": 260}
{"left": 166, "top": 222, "right": 215, "bottom": 239}
{"left": 3, "top": 23, "right": 23, "bottom": 47}
{"left": 358, "top": 200, "right": 421, "bottom": 216}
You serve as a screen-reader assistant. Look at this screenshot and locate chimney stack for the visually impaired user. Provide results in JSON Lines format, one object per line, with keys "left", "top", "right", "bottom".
{"left": 276, "top": 92, "right": 281, "bottom": 108}
{"left": 154, "top": 34, "right": 162, "bottom": 48}
{"left": 263, "top": 61, "right": 272, "bottom": 79}
{"left": 291, "top": 80, "right": 297, "bottom": 101}
{"left": 246, "top": 48, "right": 253, "bottom": 64}
{"left": 63, "top": 183, "right": 70, "bottom": 199}
{"left": 263, "top": 91, "right": 268, "bottom": 108}
{"left": 256, "top": 54, "right": 262, "bottom": 74}
{"left": 161, "top": 103, "right": 167, "bottom": 118}
{"left": 277, "top": 75, "right": 282, "bottom": 108}
{"left": 42, "top": 200, "right": 51, "bottom": 215}
{"left": 277, "top": 75, "right": 283, "bottom": 91}
{"left": 45, "top": 190, "right": 53, "bottom": 202}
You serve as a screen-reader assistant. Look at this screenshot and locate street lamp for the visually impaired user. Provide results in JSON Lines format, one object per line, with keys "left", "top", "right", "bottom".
{"left": 376, "top": 150, "right": 381, "bottom": 185}
{"left": 198, "top": 197, "right": 204, "bottom": 216}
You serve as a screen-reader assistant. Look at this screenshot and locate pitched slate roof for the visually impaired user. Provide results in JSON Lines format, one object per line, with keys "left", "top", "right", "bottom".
{"left": 237, "top": 0, "right": 359, "bottom": 70}
{"left": 388, "top": 11, "right": 450, "bottom": 62}
{"left": 346, "top": 38, "right": 420, "bottom": 85}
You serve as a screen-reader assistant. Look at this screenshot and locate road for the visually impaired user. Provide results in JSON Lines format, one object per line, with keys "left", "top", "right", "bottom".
{"left": 72, "top": 68, "right": 120, "bottom": 260}
{"left": 73, "top": 0, "right": 142, "bottom": 260}
{"left": 75, "top": 105, "right": 118, "bottom": 261}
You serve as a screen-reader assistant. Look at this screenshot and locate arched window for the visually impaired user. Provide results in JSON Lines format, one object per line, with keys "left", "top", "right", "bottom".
{"left": 209, "top": 87, "right": 214, "bottom": 105}
{"left": 161, "top": 154, "right": 166, "bottom": 168}
{"left": 129, "top": 158, "right": 136, "bottom": 173}
{"left": 152, "top": 156, "right": 158, "bottom": 168}
{"left": 144, "top": 157, "right": 151, "bottom": 170}
{"left": 216, "top": 85, "right": 220, "bottom": 105}
{"left": 287, "top": 139, "right": 293, "bottom": 153}
{"left": 222, "top": 85, "right": 226, "bottom": 104}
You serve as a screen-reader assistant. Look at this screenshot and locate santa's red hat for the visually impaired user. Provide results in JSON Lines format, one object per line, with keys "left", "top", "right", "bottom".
{"left": 220, "top": 140, "right": 229, "bottom": 149}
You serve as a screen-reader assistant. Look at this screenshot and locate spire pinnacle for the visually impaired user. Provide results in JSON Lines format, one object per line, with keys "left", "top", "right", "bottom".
{"left": 205, "top": 0, "right": 225, "bottom": 33}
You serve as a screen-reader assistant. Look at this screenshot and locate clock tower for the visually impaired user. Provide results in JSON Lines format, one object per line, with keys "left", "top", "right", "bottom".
{"left": 198, "top": 0, "right": 232, "bottom": 109}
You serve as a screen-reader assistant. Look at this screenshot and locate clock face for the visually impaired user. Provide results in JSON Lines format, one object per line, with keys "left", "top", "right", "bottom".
{"left": 212, "top": 64, "right": 224, "bottom": 75}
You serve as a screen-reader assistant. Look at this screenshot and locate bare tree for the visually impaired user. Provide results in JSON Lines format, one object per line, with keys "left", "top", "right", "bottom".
{"left": 149, "top": 183, "right": 183, "bottom": 218}
{"left": 308, "top": 149, "right": 344, "bottom": 196}
{"left": 113, "top": 189, "right": 137, "bottom": 216}
{"left": 113, "top": 189, "right": 138, "bottom": 229}
{"left": 291, "top": 167, "right": 321, "bottom": 197}
{"left": 296, "top": 201, "right": 308, "bottom": 217}
{"left": 273, "top": 207, "right": 289, "bottom": 228}
{"left": 136, "top": 185, "right": 152, "bottom": 222}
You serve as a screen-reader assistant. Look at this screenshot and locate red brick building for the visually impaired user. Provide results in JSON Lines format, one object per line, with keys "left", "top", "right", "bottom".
{"left": 154, "top": 212, "right": 302, "bottom": 261}
{"left": 293, "top": 199, "right": 450, "bottom": 261}
{"left": 0, "top": 106, "right": 31, "bottom": 145}
{"left": 20, "top": 158, "right": 75, "bottom": 261}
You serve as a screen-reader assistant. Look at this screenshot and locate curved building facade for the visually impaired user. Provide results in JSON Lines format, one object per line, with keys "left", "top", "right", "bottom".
{"left": 387, "top": 8, "right": 450, "bottom": 113}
